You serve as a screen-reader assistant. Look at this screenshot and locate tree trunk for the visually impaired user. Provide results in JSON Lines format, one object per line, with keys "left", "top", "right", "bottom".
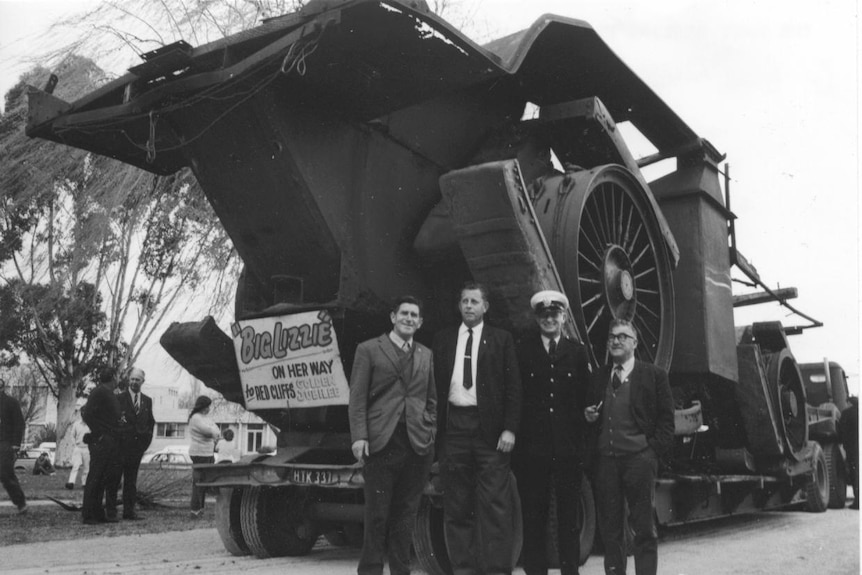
{"left": 55, "top": 383, "right": 78, "bottom": 467}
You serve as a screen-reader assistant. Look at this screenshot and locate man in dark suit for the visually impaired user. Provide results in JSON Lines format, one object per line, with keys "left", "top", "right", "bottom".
{"left": 839, "top": 396, "right": 858, "bottom": 509}
{"left": 433, "top": 281, "right": 522, "bottom": 575}
{"left": 349, "top": 295, "right": 437, "bottom": 575}
{"left": 0, "top": 376, "right": 28, "bottom": 514}
{"left": 515, "top": 290, "right": 591, "bottom": 575}
{"left": 584, "top": 319, "right": 674, "bottom": 575}
{"left": 115, "top": 367, "right": 155, "bottom": 520}
{"left": 82, "top": 366, "right": 123, "bottom": 524}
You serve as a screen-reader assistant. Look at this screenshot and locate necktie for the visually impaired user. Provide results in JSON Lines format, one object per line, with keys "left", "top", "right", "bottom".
{"left": 403, "top": 341, "right": 410, "bottom": 352}
{"left": 463, "top": 328, "right": 473, "bottom": 389}
{"left": 134, "top": 393, "right": 140, "bottom": 414}
{"left": 612, "top": 366, "right": 623, "bottom": 391}
{"left": 548, "top": 338, "right": 557, "bottom": 359}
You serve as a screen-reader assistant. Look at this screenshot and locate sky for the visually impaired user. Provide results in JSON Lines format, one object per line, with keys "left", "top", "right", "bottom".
{"left": 0, "top": 0, "right": 859, "bottom": 394}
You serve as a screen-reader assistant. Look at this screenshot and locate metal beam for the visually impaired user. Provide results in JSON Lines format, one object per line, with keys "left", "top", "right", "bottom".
{"left": 732, "top": 287, "right": 798, "bottom": 308}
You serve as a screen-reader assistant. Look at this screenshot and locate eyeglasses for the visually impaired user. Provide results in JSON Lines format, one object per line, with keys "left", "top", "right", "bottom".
{"left": 608, "top": 333, "right": 636, "bottom": 343}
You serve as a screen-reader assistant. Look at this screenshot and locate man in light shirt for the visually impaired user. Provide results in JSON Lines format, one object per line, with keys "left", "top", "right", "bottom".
{"left": 348, "top": 295, "right": 436, "bottom": 575}
{"left": 433, "top": 282, "right": 521, "bottom": 575}
{"left": 66, "top": 398, "right": 91, "bottom": 489}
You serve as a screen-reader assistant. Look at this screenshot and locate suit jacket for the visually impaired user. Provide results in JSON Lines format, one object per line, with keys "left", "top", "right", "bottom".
{"left": 433, "top": 324, "right": 522, "bottom": 448}
{"left": 348, "top": 334, "right": 437, "bottom": 456}
{"left": 585, "top": 359, "right": 675, "bottom": 460}
{"left": 0, "top": 392, "right": 25, "bottom": 445}
{"left": 118, "top": 390, "right": 156, "bottom": 453}
{"left": 515, "top": 334, "right": 590, "bottom": 463}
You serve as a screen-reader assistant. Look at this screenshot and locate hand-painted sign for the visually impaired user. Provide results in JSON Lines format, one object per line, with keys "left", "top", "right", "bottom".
{"left": 231, "top": 310, "right": 349, "bottom": 410}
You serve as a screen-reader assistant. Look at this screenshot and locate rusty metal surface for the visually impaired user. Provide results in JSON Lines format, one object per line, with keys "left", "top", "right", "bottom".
{"left": 27, "top": 0, "right": 703, "bottom": 176}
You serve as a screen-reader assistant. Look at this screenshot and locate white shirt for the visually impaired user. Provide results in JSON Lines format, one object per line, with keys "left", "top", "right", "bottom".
{"left": 612, "top": 356, "right": 636, "bottom": 384}
{"left": 71, "top": 418, "right": 90, "bottom": 448}
{"left": 388, "top": 331, "right": 412, "bottom": 351}
{"left": 448, "top": 322, "right": 483, "bottom": 406}
{"left": 541, "top": 334, "right": 561, "bottom": 354}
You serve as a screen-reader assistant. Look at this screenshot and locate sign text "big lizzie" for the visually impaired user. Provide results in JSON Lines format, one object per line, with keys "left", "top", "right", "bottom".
{"left": 236, "top": 318, "right": 333, "bottom": 364}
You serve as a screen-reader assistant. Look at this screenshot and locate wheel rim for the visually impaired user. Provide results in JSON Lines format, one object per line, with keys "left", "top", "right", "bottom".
{"left": 534, "top": 165, "right": 674, "bottom": 369}
{"left": 765, "top": 349, "right": 808, "bottom": 460}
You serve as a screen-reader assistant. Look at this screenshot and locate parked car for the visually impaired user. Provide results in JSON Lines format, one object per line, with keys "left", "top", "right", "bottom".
{"left": 141, "top": 448, "right": 193, "bottom": 470}
{"left": 148, "top": 451, "right": 192, "bottom": 465}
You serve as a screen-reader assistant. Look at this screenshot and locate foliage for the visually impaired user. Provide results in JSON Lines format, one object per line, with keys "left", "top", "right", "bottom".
{"left": 31, "top": 423, "right": 58, "bottom": 445}
{"left": 0, "top": 279, "right": 108, "bottom": 396}
{"left": 41, "top": 0, "right": 311, "bottom": 75}
{"left": 135, "top": 466, "right": 194, "bottom": 509}
{"left": 1, "top": 54, "right": 238, "bottom": 466}
{"left": 0, "top": 364, "right": 51, "bottom": 429}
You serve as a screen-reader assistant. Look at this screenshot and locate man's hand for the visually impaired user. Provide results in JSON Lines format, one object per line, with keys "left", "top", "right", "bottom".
{"left": 497, "top": 430, "right": 515, "bottom": 453}
{"left": 351, "top": 439, "right": 369, "bottom": 462}
{"left": 584, "top": 401, "right": 603, "bottom": 423}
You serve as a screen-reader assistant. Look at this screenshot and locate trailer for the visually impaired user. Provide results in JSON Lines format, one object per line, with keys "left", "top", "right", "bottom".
{"left": 25, "top": 0, "right": 848, "bottom": 571}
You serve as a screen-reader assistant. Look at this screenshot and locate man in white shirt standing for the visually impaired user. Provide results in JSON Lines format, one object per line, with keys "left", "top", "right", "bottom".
{"left": 433, "top": 282, "right": 522, "bottom": 575}
{"left": 66, "top": 398, "right": 91, "bottom": 489}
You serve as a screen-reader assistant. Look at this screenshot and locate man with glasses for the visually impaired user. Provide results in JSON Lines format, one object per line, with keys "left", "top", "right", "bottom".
{"left": 584, "top": 319, "right": 674, "bottom": 575}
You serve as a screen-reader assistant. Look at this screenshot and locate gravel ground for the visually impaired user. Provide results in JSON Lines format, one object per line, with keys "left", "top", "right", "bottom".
{"left": 0, "top": 506, "right": 857, "bottom": 574}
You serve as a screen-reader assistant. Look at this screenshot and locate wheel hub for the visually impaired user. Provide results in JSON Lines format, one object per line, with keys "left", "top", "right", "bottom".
{"left": 603, "top": 245, "right": 637, "bottom": 320}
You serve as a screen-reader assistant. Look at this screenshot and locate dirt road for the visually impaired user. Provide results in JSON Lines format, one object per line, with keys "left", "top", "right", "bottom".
{"left": 0, "top": 507, "right": 858, "bottom": 574}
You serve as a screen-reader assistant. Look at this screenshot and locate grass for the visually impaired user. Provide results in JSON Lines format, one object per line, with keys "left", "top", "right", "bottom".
{"left": 0, "top": 463, "right": 216, "bottom": 546}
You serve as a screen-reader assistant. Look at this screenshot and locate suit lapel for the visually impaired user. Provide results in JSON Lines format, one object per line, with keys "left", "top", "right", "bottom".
{"left": 411, "top": 345, "right": 425, "bottom": 380}
{"left": 476, "top": 327, "right": 488, "bottom": 387}
{"left": 628, "top": 361, "right": 642, "bottom": 400}
{"left": 555, "top": 336, "right": 571, "bottom": 361}
{"left": 375, "top": 334, "right": 400, "bottom": 372}
{"left": 441, "top": 328, "right": 458, "bottom": 384}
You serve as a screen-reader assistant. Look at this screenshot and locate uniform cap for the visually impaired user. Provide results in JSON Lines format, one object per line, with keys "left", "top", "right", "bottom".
{"left": 530, "top": 290, "right": 569, "bottom": 313}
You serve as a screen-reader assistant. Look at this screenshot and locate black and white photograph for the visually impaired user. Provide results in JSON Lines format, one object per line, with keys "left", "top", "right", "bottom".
{"left": 0, "top": 1, "right": 858, "bottom": 573}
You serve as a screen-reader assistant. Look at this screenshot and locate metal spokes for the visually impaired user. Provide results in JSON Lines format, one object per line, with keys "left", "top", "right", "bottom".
{"left": 578, "top": 180, "right": 665, "bottom": 365}
{"left": 534, "top": 165, "right": 674, "bottom": 370}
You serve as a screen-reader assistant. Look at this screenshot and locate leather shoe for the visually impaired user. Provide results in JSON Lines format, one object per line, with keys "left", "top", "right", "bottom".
{"left": 123, "top": 514, "right": 144, "bottom": 520}
{"left": 104, "top": 516, "right": 119, "bottom": 523}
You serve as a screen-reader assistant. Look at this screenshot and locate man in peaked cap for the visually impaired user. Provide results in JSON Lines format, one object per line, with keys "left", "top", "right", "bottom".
{"left": 514, "top": 290, "right": 591, "bottom": 575}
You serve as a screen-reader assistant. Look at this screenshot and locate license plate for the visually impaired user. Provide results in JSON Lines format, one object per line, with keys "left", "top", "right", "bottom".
{"left": 291, "top": 468, "right": 335, "bottom": 485}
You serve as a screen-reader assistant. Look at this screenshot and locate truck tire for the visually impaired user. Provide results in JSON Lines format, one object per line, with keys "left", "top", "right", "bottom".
{"left": 215, "top": 488, "right": 250, "bottom": 556}
{"left": 240, "top": 486, "right": 318, "bottom": 557}
{"left": 804, "top": 443, "right": 830, "bottom": 513}
{"left": 544, "top": 475, "right": 596, "bottom": 567}
{"left": 413, "top": 476, "right": 523, "bottom": 575}
{"left": 823, "top": 442, "right": 847, "bottom": 509}
{"left": 324, "top": 524, "right": 363, "bottom": 547}
{"left": 414, "top": 497, "right": 451, "bottom": 575}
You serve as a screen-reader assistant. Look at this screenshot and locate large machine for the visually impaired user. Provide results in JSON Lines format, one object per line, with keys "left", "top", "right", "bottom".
{"left": 26, "top": 0, "right": 849, "bottom": 570}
